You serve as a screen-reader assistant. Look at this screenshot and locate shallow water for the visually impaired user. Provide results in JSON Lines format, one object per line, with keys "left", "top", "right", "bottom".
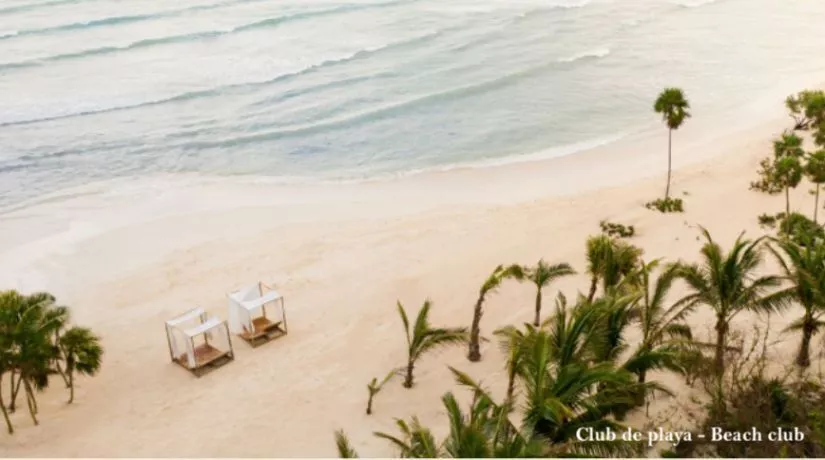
{"left": 2, "top": 0, "right": 825, "bottom": 208}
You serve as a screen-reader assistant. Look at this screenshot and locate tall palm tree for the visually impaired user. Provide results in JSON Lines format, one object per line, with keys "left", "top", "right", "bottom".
{"left": 59, "top": 327, "right": 103, "bottom": 404}
{"left": 675, "top": 228, "right": 789, "bottom": 375}
{"left": 523, "top": 260, "right": 575, "bottom": 326}
{"left": 366, "top": 368, "right": 399, "bottom": 415}
{"left": 468, "top": 265, "right": 524, "bottom": 362}
{"left": 397, "top": 300, "right": 468, "bottom": 388}
{"left": 768, "top": 238, "right": 825, "bottom": 367}
{"left": 585, "top": 236, "right": 643, "bottom": 302}
{"left": 654, "top": 87, "right": 691, "bottom": 200}
{"left": 806, "top": 150, "right": 825, "bottom": 223}
{"left": 624, "top": 260, "right": 694, "bottom": 386}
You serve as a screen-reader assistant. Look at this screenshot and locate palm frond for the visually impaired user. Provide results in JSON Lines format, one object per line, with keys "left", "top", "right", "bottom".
{"left": 334, "top": 430, "right": 359, "bottom": 458}
{"left": 397, "top": 301, "right": 412, "bottom": 349}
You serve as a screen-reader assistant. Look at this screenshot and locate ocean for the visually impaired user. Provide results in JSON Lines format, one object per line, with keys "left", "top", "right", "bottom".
{"left": 2, "top": 0, "right": 825, "bottom": 209}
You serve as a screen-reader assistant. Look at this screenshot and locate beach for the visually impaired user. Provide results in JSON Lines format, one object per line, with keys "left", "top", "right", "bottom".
{"left": 4, "top": 0, "right": 825, "bottom": 454}
{"left": 0, "top": 96, "right": 818, "bottom": 456}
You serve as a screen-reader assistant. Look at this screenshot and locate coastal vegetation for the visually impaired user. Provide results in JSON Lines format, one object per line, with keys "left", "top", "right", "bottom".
{"left": 397, "top": 300, "right": 468, "bottom": 388}
{"left": 584, "top": 234, "right": 642, "bottom": 302}
{"left": 366, "top": 369, "right": 398, "bottom": 415}
{"left": 522, "top": 259, "right": 575, "bottom": 327}
{"left": 334, "top": 88, "right": 825, "bottom": 457}
{"left": 786, "top": 90, "right": 825, "bottom": 131}
{"left": 339, "top": 225, "right": 825, "bottom": 457}
{"left": 467, "top": 265, "right": 523, "bottom": 362}
{"left": 670, "top": 327, "right": 825, "bottom": 458}
{"left": 599, "top": 220, "right": 636, "bottom": 239}
{"left": 0, "top": 290, "right": 103, "bottom": 434}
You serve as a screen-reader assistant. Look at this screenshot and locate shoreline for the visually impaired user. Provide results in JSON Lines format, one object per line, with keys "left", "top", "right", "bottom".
{"left": 2, "top": 67, "right": 818, "bottom": 221}
{"left": 0, "top": 97, "right": 792, "bottom": 289}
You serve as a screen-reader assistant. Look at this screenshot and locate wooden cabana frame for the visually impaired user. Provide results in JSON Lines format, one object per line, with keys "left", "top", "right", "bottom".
{"left": 227, "top": 282, "right": 288, "bottom": 347}
{"left": 165, "top": 308, "right": 235, "bottom": 377}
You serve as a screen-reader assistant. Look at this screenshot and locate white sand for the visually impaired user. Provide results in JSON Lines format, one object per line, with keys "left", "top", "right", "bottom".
{"left": 1, "top": 95, "right": 821, "bottom": 456}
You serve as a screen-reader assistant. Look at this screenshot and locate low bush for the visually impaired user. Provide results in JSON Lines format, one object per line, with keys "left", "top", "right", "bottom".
{"left": 757, "top": 213, "right": 778, "bottom": 229}
{"left": 600, "top": 220, "right": 636, "bottom": 238}
{"left": 669, "top": 327, "right": 825, "bottom": 458}
{"left": 778, "top": 212, "right": 824, "bottom": 246}
{"left": 645, "top": 197, "right": 684, "bottom": 213}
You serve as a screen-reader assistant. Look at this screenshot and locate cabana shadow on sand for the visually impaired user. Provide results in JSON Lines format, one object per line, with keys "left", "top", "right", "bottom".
{"left": 165, "top": 307, "right": 235, "bottom": 377}
{"left": 227, "top": 282, "right": 288, "bottom": 347}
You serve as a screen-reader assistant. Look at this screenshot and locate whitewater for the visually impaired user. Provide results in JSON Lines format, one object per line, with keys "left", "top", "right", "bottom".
{"left": 2, "top": 0, "right": 825, "bottom": 209}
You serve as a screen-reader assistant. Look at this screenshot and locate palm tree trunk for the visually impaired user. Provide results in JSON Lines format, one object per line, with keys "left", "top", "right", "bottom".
{"left": 636, "top": 370, "right": 647, "bottom": 407}
{"left": 23, "top": 381, "right": 38, "bottom": 426}
{"left": 533, "top": 289, "right": 542, "bottom": 327}
{"left": 403, "top": 360, "right": 414, "bottom": 388}
{"left": 786, "top": 186, "right": 791, "bottom": 215}
{"left": 54, "top": 360, "right": 70, "bottom": 388}
{"left": 714, "top": 318, "right": 727, "bottom": 375}
{"left": 506, "top": 365, "right": 517, "bottom": 403}
{"left": 27, "top": 382, "right": 38, "bottom": 414}
{"left": 587, "top": 276, "right": 598, "bottom": 303}
{"left": 0, "top": 375, "right": 13, "bottom": 434}
{"left": 68, "top": 371, "right": 75, "bottom": 404}
{"left": 9, "top": 374, "right": 22, "bottom": 413}
{"left": 366, "top": 393, "right": 373, "bottom": 415}
{"left": 6, "top": 370, "right": 13, "bottom": 411}
{"left": 795, "top": 315, "right": 815, "bottom": 368}
{"left": 665, "top": 128, "right": 672, "bottom": 200}
{"left": 468, "top": 296, "right": 484, "bottom": 362}
{"left": 815, "top": 186, "right": 820, "bottom": 224}
{"left": 54, "top": 332, "right": 70, "bottom": 388}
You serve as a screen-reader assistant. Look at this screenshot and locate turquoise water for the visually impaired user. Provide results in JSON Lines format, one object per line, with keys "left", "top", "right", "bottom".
{"left": 2, "top": 0, "right": 825, "bottom": 207}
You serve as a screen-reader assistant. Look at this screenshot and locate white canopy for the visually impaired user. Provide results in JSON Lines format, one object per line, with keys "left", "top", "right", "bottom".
{"left": 165, "top": 308, "right": 228, "bottom": 369}
{"left": 166, "top": 307, "right": 205, "bottom": 328}
{"left": 183, "top": 317, "right": 224, "bottom": 338}
{"left": 227, "top": 283, "right": 285, "bottom": 335}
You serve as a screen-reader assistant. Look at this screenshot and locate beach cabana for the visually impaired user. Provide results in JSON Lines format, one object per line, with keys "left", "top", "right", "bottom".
{"left": 227, "top": 282, "right": 288, "bottom": 346}
{"left": 165, "top": 307, "right": 234, "bottom": 377}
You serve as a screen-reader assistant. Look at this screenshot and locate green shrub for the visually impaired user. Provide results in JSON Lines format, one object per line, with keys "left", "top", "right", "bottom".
{"left": 750, "top": 157, "right": 784, "bottom": 194}
{"left": 674, "top": 376, "right": 825, "bottom": 458}
{"left": 599, "top": 220, "right": 636, "bottom": 238}
{"left": 645, "top": 197, "right": 684, "bottom": 213}
{"left": 757, "top": 213, "right": 778, "bottom": 229}
{"left": 669, "top": 328, "right": 825, "bottom": 458}
{"left": 779, "top": 212, "right": 824, "bottom": 246}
